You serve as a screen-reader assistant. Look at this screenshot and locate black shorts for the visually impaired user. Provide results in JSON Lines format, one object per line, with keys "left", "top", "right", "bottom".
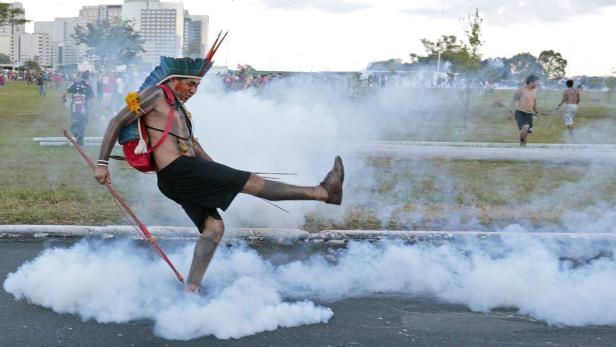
{"left": 515, "top": 110, "right": 533, "bottom": 130}
{"left": 156, "top": 156, "right": 251, "bottom": 231}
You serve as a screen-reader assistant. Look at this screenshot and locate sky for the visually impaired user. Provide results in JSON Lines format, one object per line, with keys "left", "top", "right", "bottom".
{"left": 16, "top": 0, "right": 616, "bottom": 76}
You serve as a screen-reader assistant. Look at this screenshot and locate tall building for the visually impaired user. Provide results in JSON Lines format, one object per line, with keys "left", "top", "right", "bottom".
{"left": 79, "top": 5, "right": 123, "bottom": 24}
{"left": 34, "top": 21, "right": 55, "bottom": 39}
{"left": 140, "top": 7, "right": 182, "bottom": 63}
{"left": 183, "top": 14, "right": 208, "bottom": 58}
{"left": 18, "top": 32, "right": 52, "bottom": 66}
{"left": 105, "top": 5, "right": 123, "bottom": 22}
{"left": 0, "top": 35, "right": 9, "bottom": 57}
{"left": 53, "top": 17, "right": 83, "bottom": 46}
{"left": 122, "top": 0, "right": 159, "bottom": 31}
{"left": 122, "top": 0, "right": 185, "bottom": 64}
{"left": 0, "top": 2, "right": 26, "bottom": 62}
{"left": 34, "top": 21, "right": 61, "bottom": 67}
{"left": 48, "top": 17, "right": 86, "bottom": 68}
{"left": 79, "top": 6, "right": 99, "bottom": 23}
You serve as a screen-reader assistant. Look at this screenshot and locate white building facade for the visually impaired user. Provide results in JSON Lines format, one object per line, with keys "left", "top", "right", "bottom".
{"left": 79, "top": 5, "right": 123, "bottom": 24}
{"left": 18, "top": 32, "right": 53, "bottom": 66}
{"left": 123, "top": 0, "right": 212, "bottom": 65}
{"left": 183, "top": 14, "right": 208, "bottom": 58}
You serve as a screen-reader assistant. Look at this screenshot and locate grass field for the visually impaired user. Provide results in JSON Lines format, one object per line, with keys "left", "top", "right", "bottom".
{"left": 1, "top": 81, "right": 615, "bottom": 230}
{"left": 0, "top": 82, "right": 125, "bottom": 225}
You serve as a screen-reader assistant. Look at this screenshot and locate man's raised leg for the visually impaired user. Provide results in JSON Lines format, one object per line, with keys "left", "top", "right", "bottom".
{"left": 186, "top": 209, "right": 224, "bottom": 292}
{"left": 241, "top": 156, "right": 344, "bottom": 205}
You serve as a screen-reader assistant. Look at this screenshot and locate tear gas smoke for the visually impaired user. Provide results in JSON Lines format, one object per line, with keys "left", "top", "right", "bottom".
{"left": 5, "top": 235, "right": 616, "bottom": 340}
{"left": 106, "top": 73, "right": 616, "bottom": 231}
{"left": 134, "top": 73, "right": 489, "bottom": 228}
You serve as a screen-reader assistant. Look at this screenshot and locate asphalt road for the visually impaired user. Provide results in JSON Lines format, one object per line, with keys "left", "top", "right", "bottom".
{"left": 2, "top": 239, "right": 615, "bottom": 347}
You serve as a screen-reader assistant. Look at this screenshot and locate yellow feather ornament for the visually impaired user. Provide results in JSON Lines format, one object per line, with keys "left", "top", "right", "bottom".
{"left": 125, "top": 92, "right": 144, "bottom": 115}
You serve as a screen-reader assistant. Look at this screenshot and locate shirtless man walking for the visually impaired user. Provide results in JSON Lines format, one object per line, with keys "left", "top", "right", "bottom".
{"left": 557, "top": 79, "right": 581, "bottom": 137}
{"left": 93, "top": 54, "right": 344, "bottom": 293}
{"left": 509, "top": 75, "right": 540, "bottom": 147}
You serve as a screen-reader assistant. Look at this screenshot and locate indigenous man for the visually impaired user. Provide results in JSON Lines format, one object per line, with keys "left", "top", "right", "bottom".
{"left": 63, "top": 71, "right": 95, "bottom": 146}
{"left": 94, "top": 49, "right": 344, "bottom": 293}
{"left": 509, "top": 74, "right": 540, "bottom": 147}
{"left": 557, "top": 79, "right": 581, "bottom": 137}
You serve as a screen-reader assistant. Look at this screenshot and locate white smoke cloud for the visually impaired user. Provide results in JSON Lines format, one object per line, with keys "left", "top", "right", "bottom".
{"left": 5, "top": 235, "right": 616, "bottom": 340}
{"left": 176, "top": 74, "right": 470, "bottom": 228}
{"left": 104, "top": 73, "right": 615, "bottom": 232}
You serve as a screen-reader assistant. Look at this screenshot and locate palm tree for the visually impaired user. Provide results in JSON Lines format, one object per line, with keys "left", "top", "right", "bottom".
{"left": 0, "top": 3, "right": 28, "bottom": 62}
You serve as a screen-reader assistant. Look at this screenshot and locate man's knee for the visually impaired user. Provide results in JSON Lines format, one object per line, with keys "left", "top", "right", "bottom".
{"left": 202, "top": 217, "right": 225, "bottom": 242}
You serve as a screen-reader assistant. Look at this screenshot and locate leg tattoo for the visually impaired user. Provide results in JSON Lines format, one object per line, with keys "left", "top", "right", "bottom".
{"left": 186, "top": 210, "right": 224, "bottom": 292}
{"left": 256, "top": 180, "right": 325, "bottom": 201}
{"left": 186, "top": 235, "right": 219, "bottom": 290}
{"left": 244, "top": 156, "right": 344, "bottom": 204}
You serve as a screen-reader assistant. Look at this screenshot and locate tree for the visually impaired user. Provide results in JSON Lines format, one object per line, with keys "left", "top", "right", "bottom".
{"left": 480, "top": 58, "right": 510, "bottom": 86}
{"left": 406, "top": 9, "right": 484, "bottom": 127}
{"left": 412, "top": 35, "right": 480, "bottom": 74}
{"left": 0, "top": 3, "right": 26, "bottom": 27}
{"left": 73, "top": 20, "right": 144, "bottom": 69}
{"left": 506, "top": 53, "right": 546, "bottom": 82}
{"left": 464, "top": 9, "right": 483, "bottom": 57}
{"left": 23, "top": 60, "right": 40, "bottom": 71}
{"left": 538, "top": 50, "right": 567, "bottom": 79}
{"left": 419, "top": 35, "right": 463, "bottom": 56}
{"left": 367, "top": 58, "right": 416, "bottom": 71}
{"left": 412, "top": 9, "right": 483, "bottom": 75}
{"left": 0, "top": 53, "right": 9, "bottom": 64}
{"left": 0, "top": 2, "right": 28, "bottom": 63}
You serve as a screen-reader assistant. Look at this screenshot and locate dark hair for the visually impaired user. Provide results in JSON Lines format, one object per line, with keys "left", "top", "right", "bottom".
{"left": 81, "top": 71, "right": 90, "bottom": 80}
{"left": 526, "top": 74, "right": 539, "bottom": 84}
{"left": 566, "top": 79, "right": 574, "bottom": 87}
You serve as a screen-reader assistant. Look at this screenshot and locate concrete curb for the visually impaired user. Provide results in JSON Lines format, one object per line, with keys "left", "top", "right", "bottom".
{"left": 0, "top": 225, "right": 308, "bottom": 241}
{"left": 2, "top": 225, "right": 616, "bottom": 242}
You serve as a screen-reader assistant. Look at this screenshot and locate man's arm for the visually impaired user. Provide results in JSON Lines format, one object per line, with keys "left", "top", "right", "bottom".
{"left": 62, "top": 83, "right": 74, "bottom": 101}
{"left": 533, "top": 95, "right": 538, "bottom": 115}
{"left": 192, "top": 137, "right": 213, "bottom": 161}
{"left": 576, "top": 90, "right": 581, "bottom": 104}
{"left": 94, "top": 87, "right": 164, "bottom": 184}
{"left": 509, "top": 89, "right": 521, "bottom": 111}
{"left": 508, "top": 89, "right": 521, "bottom": 119}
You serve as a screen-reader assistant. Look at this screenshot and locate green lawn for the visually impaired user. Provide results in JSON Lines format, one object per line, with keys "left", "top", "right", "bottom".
{"left": 1, "top": 81, "right": 615, "bottom": 230}
{"left": 0, "top": 82, "right": 124, "bottom": 224}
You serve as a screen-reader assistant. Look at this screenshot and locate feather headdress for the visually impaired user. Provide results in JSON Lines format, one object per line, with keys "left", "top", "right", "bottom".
{"left": 139, "top": 31, "right": 228, "bottom": 91}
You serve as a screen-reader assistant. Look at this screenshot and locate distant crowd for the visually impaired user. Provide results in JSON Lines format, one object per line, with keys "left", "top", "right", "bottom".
{"left": 218, "top": 65, "right": 286, "bottom": 91}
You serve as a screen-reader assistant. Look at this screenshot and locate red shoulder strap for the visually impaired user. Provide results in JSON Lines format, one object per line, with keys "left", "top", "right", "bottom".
{"left": 147, "top": 84, "right": 175, "bottom": 153}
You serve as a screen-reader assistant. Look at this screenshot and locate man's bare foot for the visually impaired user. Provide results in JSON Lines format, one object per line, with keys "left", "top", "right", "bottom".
{"left": 320, "top": 156, "right": 344, "bottom": 205}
